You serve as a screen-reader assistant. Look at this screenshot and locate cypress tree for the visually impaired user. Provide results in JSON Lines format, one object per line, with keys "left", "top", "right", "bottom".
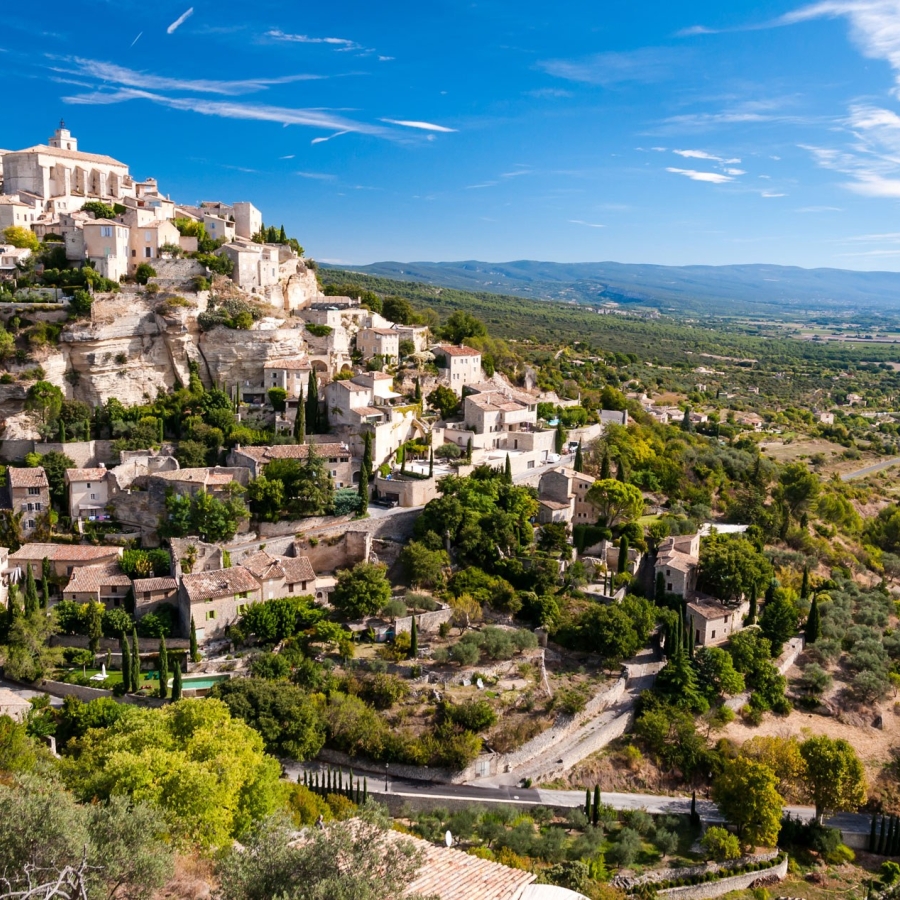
{"left": 504, "top": 454, "right": 513, "bottom": 485}
{"left": 800, "top": 566, "right": 810, "bottom": 600}
{"left": 305, "top": 371, "right": 319, "bottom": 434}
{"left": 294, "top": 389, "right": 306, "bottom": 443}
{"left": 747, "top": 583, "right": 758, "bottom": 625}
{"left": 363, "top": 777, "right": 368, "bottom": 802}
{"left": 415, "top": 377, "right": 422, "bottom": 402}
{"left": 887, "top": 816, "right": 896, "bottom": 857}
{"left": 190, "top": 616, "right": 199, "bottom": 663}
{"left": 592, "top": 785, "right": 601, "bottom": 826}
{"left": 879, "top": 814, "right": 888, "bottom": 854}
{"left": 574, "top": 441, "right": 584, "bottom": 472}
{"left": 400, "top": 446, "right": 407, "bottom": 474}
{"left": 410, "top": 617, "right": 418, "bottom": 659}
{"left": 655, "top": 571, "right": 666, "bottom": 606}
{"left": 893, "top": 816, "right": 900, "bottom": 856}
{"left": 585, "top": 787, "right": 591, "bottom": 820}
{"left": 869, "top": 814, "right": 879, "bottom": 852}
{"left": 806, "top": 595, "right": 821, "bottom": 644}
{"left": 41, "top": 557, "right": 51, "bottom": 608}
{"left": 617, "top": 536, "right": 629, "bottom": 574}
{"left": 172, "top": 661, "right": 183, "bottom": 701}
{"left": 600, "top": 450, "right": 610, "bottom": 480}
{"left": 24, "top": 566, "right": 38, "bottom": 616}
{"left": 59, "top": 420, "right": 66, "bottom": 443}
{"left": 158, "top": 417, "right": 164, "bottom": 443}
{"left": 428, "top": 447, "right": 434, "bottom": 478}
{"left": 554, "top": 420, "right": 566, "bottom": 455}
{"left": 616, "top": 459, "right": 626, "bottom": 482}
{"left": 120, "top": 633, "right": 131, "bottom": 693}
{"left": 466, "top": 437, "right": 472, "bottom": 461}
{"left": 765, "top": 579, "right": 777, "bottom": 604}
{"left": 158, "top": 637, "right": 169, "bottom": 699}
{"left": 131, "top": 628, "right": 141, "bottom": 691}
{"left": 279, "top": 224, "right": 287, "bottom": 243}
{"left": 688, "top": 620, "right": 695, "bottom": 658}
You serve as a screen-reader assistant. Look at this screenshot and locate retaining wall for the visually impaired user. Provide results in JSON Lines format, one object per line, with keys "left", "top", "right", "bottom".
{"left": 656, "top": 855, "right": 788, "bottom": 900}
{"left": 51, "top": 635, "right": 190, "bottom": 652}
{"left": 39, "top": 679, "right": 166, "bottom": 708}
{"left": 0, "top": 439, "right": 117, "bottom": 466}
{"left": 394, "top": 607, "right": 453, "bottom": 636}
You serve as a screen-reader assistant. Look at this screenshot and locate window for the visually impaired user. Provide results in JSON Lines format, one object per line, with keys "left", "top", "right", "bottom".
{"left": 100, "top": 225, "right": 112, "bottom": 238}
{"left": 711, "top": 630, "right": 716, "bottom": 639}
{"left": 86, "top": 483, "right": 91, "bottom": 489}
{"left": 90, "top": 493, "right": 96, "bottom": 500}
{"left": 237, "top": 604, "right": 246, "bottom": 614}
{"left": 131, "top": 249, "right": 136, "bottom": 257}
{"left": 144, "top": 247, "right": 152, "bottom": 258}
{"left": 35, "top": 503, "right": 42, "bottom": 511}
{"left": 28, "top": 487, "right": 40, "bottom": 496}
{"left": 26, "top": 520, "right": 34, "bottom": 530}
{"left": 144, "top": 231, "right": 152, "bottom": 242}
{"left": 331, "top": 470, "right": 337, "bottom": 477}
{"left": 695, "top": 629, "right": 700, "bottom": 643}
{"left": 237, "top": 591, "right": 249, "bottom": 599}
{"left": 668, "top": 582, "right": 673, "bottom": 591}
{"left": 205, "top": 610, "right": 216, "bottom": 620}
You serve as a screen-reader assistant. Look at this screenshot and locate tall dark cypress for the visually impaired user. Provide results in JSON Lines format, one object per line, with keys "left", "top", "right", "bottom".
{"left": 600, "top": 450, "right": 610, "bottom": 480}
{"left": 870, "top": 814, "right": 879, "bottom": 852}
{"left": 428, "top": 447, "right": 434, "bottom": 478}
{"left": 294, "top": 388, "right": 306, "bottom": 444}
{"left": 616, "top": 459, "right": 626, "bottom": 482}
{"left": 800, "top": 566, "right": 810, "bottom": 600}
{"left": 747, "top": 583, "right": 758, "bottom": 625}
{"left": 415, "top": 377, "right": 422, "bottom": 402}
{"left": 190, "top": 616, "right": 199, "bottom": 663}
{"left": 617, "top": 536, "right": 629, "bottom": 574}
{"left": 120, "top": 633, "right": 131, "bottom": 693}
{"left": 363, "top": 777, "right": 368, "bottom": 803}
{"left": 574, "top": 441, "right": 584, "bottom": 473}
{"left": 584, "top": 787, "right": 591, "bottom": 819}
{"left": 410, "top": 617, "right": 418, "bottom": 659}
{"left": 504, "top": 454, "right": 513, "bottom": 485}
{"left": 24, "top": 566, "right": 38, "bottom": 616}
{"left": 131, "top": 628, "right": 141, "bottom": 691}
{"left": 806, "top": 595, "right": 821, "bottom": 644}
{"left": 592, "top": 785, "right": 601, "bottom": 826}
{"left": 887, "top": 816, "right": 897, "bottom": 857}
{"left": 879, "top": 814, "right": 888, "bottom": 854}
{"left": 172, "top": 661, "right": 183, "bottom": 701}
{"left": 305, "top": 371, "right": 319, "bottom": 434}
{"left": 40, "top": 556, "right": 51, "bottom": 609}
{"left": 158, "top": 637, "right": 169, "bottom": 700}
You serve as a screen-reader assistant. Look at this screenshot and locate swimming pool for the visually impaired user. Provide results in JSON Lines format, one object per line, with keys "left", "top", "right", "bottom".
{"left": 170, "top": 673, "right": 231, "bottom": 691}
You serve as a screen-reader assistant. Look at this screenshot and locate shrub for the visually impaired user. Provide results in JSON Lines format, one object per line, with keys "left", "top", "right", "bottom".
{"left": 823, "top": 843, "right": 855, "bottom": 865}
{"left": 607, "top": 827, "right": 642, "bottom": 868}
{"left": 700, "top": 825, "right": 741, "bottom": 861}
{"left": 443, "top": 699, "right": 497, "bottom": 732}
{"left": 134, "top": 263, "right": 156, "bottom": 285}
{"left": 282, "top": 783, "right": 330, "bottom": 826}
{"left": 359, "top": 673, "right": 410, "bottom": 709}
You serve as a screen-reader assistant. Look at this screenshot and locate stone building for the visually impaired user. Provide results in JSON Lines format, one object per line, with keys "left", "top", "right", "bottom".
{"left": 179, "top": 565, "right": 261, "bottom": 642}
{"left": 357, "top": 327, "right": 400, "bottom": 363}
{"left": 241, "top": 550, "right": 319, "bottom": 601}
{"left": 62, "top": 563, "right": 132, "bottom": 608}
{"left": 5, "top": 467, "right": 50, "bottom": 538}
{"left": 431, "top": 344, "right": 483, "bottom": 395}
{"left": 8, "top": 543, "right": 123, "bottom": 580}
{"left": 538, "top": 467, "right": 596, "bottom": 525}
{"left": 686, "top": 596, "right": 749, "bottom": 647}
{"left": 65, "top": 466, "right": 111, "bottom": 522}
{"left": 655, "top": 533, "right": 700, "bottom": 596}
{"left": 228, "top": 442, "right": 357, "bottom": 488}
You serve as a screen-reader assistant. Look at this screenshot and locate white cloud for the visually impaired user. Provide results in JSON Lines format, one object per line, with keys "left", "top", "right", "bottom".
{"left": 295, "top": 171, "right": 336, "bottom": 180}
{"left": 761, "top": 190, "right": 786, "bottom": 197}
{"left": 51, "top": 58, "right": 326, "bottom": 96}
{"left": 266, "top": 29, "right": 358, "bottom": 49}
{"left": 666, "top": 167, "right": 734, "bottom": 183}
{"left": 311, "top": 131, "right": 350, "bottom": 144}
{"left": 380, "top": 118, "right": 456, "bottom": 132}
{"left": 525, "top": 87, "right": 573, "bottom": 98}
{"left": 568, "top": 219, "right": 606, "bottom": 228}
{"left": 538, "top": 47, "right": 680, "bottom": 85}
{"left": 725, "top": 167, "right": 746, "bottom": 175}
{"left": 166, "top": 8, "right": 193, "bottom": 35}
{"left": 279, "top": 154, "right": 295, "bottom": 159}
{"left": 673, "top": 149, "right": 742, "bottom": 163}
{"left": 465, "top": 182, "right": 498, "bottom": 189}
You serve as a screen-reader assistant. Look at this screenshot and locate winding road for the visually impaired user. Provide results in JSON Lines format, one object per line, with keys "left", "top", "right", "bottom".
{"left": 841, "top": 456, "right": 900, "bottom": 481}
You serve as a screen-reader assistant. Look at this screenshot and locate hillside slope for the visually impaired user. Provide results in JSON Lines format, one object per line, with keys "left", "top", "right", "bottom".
{"left": 325, "top": 260, "right": 900, "bottom": 315}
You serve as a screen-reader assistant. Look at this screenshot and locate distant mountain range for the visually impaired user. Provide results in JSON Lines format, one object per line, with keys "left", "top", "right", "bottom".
{"left": 325, "top": 260, "right": 900, "bottom": 316}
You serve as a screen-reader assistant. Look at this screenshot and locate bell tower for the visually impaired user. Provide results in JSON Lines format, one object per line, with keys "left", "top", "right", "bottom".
{"left": 49, "top": 119, "right": 77, "bottom": 152}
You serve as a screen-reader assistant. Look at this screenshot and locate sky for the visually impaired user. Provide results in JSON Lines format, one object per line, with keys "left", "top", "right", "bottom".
{"left": 5, "top": 2, "right": 900, "bottom": 268}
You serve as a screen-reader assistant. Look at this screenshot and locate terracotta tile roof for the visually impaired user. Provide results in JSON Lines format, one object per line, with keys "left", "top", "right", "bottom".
{"left": 65, "top": 468, "right": 108, "bottom": 483}
{"left": 364, "top": 328, "right": 400, "bottom": 337}
{"left": 64, "top": 563, "right": 131, "bottom": 594}
{"left": 687, "top": 596, "right": 739, "bottom": 620}
{"left": 656, "top": 549, "right": 696, "bottom": 573}
{"left": 282, "top": 556, "right": 315, "bottom": 584}
{"left": 154, "top": 467, "right": 239, "bottom": 485}
{"left": 539, "top": 499, "right": 571, "bottom": 510}
{"left": 241, "top": 550, "right": 281, "bottom": 580}
{"left": 181, "top": 566, "right": 260, "bottom": 603}
{"left": 399, "top": 831, "right": 535, "bottom": 900}
{"left": 8, "top": 467, "right": 49, "bottom": 489}
{"left": 351, "top": 406, "right": 384, "bottom": 417}
{"left": 264, "top": 357, "right": 311, "bottom": 370}
{"left": 12, "top": 144, "right": 127, "bottom": 166}
{"left": 433, "top": 344, "right": 481, "bottom": 357}
{"left": 10, "top": 543, "right": 122, "bottom": 564}
{"left": 133, "top": 576, "right": 178, "bottom": 593}
{"left": 235, "top": 443, "right": 351, "bottom": 463}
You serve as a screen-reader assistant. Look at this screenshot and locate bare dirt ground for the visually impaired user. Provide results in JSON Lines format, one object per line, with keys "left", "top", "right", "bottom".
{"left": 759, "top": 437, "right": 873, "bottom": 475}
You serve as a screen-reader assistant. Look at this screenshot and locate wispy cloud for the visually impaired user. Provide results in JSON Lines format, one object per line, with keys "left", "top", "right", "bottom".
{"left": 465, "top": 181, "right": 498, "bottom": 189}
{"left": 279, "top": 154, "right": 295, "bottom": 159}
{"left": 295, "top": 171, "right": 336, "bottom": 180}
{"left": 311, "top": 131, "right": 350, "bottom": 144}
{"left": 666, "top": 167, "right": 734, "bottom": 183}
{"left": 796, "top": 205, "right": 843, "bottom": 212}
{"left": 62, "top": 86, "right": 389, "bottom": 136}
{"left": 761, "top": 190, "right": 786, "bottom": 197}
{"left": 266, "top": 29, "right": 358, "bottom": 49}
{"left": 569, "top": 219, "right": 606, "bottom": 228}
{"left": 50, "top": 57, "right": 327, "bottom": 96}
{"left": 380, "top": 118, "right": 456, "bottom": 132}
{"left": 167, "top": 7, "right": 194, "bottom": 35}
{"left": 129, "top": 32, "right": 143, "bottom": 48}
{"left": 673, "top": 149, "right": 741, "bottom": 163}
{"left": 525, "top": 87, "right": 573, "bottom": 98}
{"left": 538, "top": 47, "right": 680, "bottom": 86}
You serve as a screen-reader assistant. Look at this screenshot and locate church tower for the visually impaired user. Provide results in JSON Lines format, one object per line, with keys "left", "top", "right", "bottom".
{"left": 48, "top": 120, "right": 77, "bottom": 152}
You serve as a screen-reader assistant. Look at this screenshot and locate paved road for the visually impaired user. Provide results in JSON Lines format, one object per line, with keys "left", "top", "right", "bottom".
{"left": 0, "top": 678, "right": 63, "bottom": 707}
{"left": 283, "top": 761, "right": 870, "bottom": 836}
{"left": 841, "top": 456, "right": 900, "bottom": 481}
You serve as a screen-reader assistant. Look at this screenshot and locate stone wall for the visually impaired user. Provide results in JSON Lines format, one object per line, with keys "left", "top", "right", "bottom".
{"left": 39, "top": 679, "right": 166, "bottom": 708}
{"left": 0, "top": 439, "right": 117, "bottom": 466}
{"left": 617, "top": 851, "right": 779, "bottom": 890}
{"left": 656, "top": 855, "right": 788, "bottom": 900}
{"left": 51, "top": 635, "right": 190, "bottom": 652}
{"left": 394, "top": 607, "right": 453, "bottom": 636}
{"left": 293, "top": 530, "right": 372, "bottom": 574}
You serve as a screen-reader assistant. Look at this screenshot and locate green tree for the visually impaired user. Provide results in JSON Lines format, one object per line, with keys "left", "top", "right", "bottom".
{"left": 210, "top": 678, "right": 326, "bottom": 760}
{"left": 3, "top": 606, "right": 63, "bottom": 682}
{"left": 157, "top": 637, "right": 169, "bottom": 699}
{"left": 2, "top": 225, "right": 40, "bottom": 251}
{"left": 190, "top": 616, "right": 199, "bottom": 662}
{"left": 134, "top": 263, "right": 156, "bottom": 285}
{"left": 693, "top": 646, "right": 745, "bottom": 700}
{"left": 131, "top": 627, "right": 141, "bottom": 691}
{"left": 247, "top": 476, "right": 286, "bottom": 522}
{"left": 81, "top": 200, "right": 118, "bottom": 219}
{"left": 25, "top": 381, "right": 64, "bottom": 427}
{"left": 60, "top": 699, "right": 282, "bottom": 848}
{"left": 440, "top": 309, "right": 487, "bottom": 344}
{"left": 23, "top": 564, "right": 39, "bottom": 616}
{"left": 382, "top": 296, "right": 414, "bottom": 325}
{"left": 121, "top": 632, "right": 132, "bottom": 693}
{"left": 215, "top": 805, "right": 430, "bottom": 900}
{"left": 305, "top": 371, "right": 319, "bottom": 434}
{"left": 712, "top": 757, "right": 784, "bottom": 849}
{"left": 759, "top": 589, "right": 798, "bottom": 656}
{"left": 400, "top": 540, "right": 449, "bottom": 589}
{"left": 268, "top": 387, "right": 288, "bottom": 413}
{"left": 697, "top": 533, "right": 772, "bottom": 607}
{"left": 654, "top": 647, "right": 709, "bottom": 713}
{"left": 777, "top": 462, "right": 821, "bottom": 520}
{"left": 427, "top": 385, "right": 460, "bottom": 419}
{"left": 799, "top": 736, "right": 867, "bottom": 823}
{"left": 331, "top": 562, "right": 392, "bottom": 620}
{"left": 294, "top": 389, "right": 306, "bottom": 443}
{"left": 574, "top": 441, "right": 584, "bottom": 472}
{"left": 69, "top": 288, "right": 93, "bottom": 318}
{"left": 554, "top": 420, "right": 566, "bottom": 455}
{"left": 584, "top": 478, "right": 644, "bottom": 527}
{"left": 806, "top": 594, "right": 821, "bottom": 644}
{"left": 410, "top": 617, "right": 418, "bottom": 659}
{"left": 34, "top": 450, "right": 75, "bottom": 509}
{"left": 700, "top": 825, "right": 742, "bottom": 861}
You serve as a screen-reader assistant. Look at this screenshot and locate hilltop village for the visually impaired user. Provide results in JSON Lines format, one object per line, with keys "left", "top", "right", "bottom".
{"left": 1, "top": 127, "right": 899, "bottom": 900}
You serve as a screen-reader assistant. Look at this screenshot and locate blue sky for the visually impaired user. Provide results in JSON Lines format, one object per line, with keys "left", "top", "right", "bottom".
{"left": 5, "top": 1, "right": 900, "bottom": 268}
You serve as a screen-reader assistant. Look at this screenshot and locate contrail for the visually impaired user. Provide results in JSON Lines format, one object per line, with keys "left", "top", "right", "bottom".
{"left": 167, "top": 7, "right": 194, "bottom": 34}
{"left": 130, "top": 31, "right": 143, "bottom": 47}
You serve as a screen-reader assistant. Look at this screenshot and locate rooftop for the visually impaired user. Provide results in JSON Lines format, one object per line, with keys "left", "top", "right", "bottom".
{"left": 10, "top": 144, "right": 127, "bottom": 167}
{"left": 687, "top": 596, "right": 741, "bottom": 620}
{"left": 8, "top": 467, "right": 49, "bottom": 489}
{"left": 181, "top": 566, "right": 260, "bottom": 603}
{"left": 235, "top": 443, "right": 351, "bottom": 463}
{"left": 264, "top": 357, "right": 311, "bottom": 370}
{"left": 10, "top": 543, "right": 122, "bottom": 563}
{"left": 133, "top": 576, "right": 178, "bottom": 593}
{"left": 433, "top": 344, "right": 481, "bottom": 357}
{"left": 65, "top": 467, "right": 108, "bottom": 483}
{"left": 64, "top": 563, "right": 131, "bottom": 594}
